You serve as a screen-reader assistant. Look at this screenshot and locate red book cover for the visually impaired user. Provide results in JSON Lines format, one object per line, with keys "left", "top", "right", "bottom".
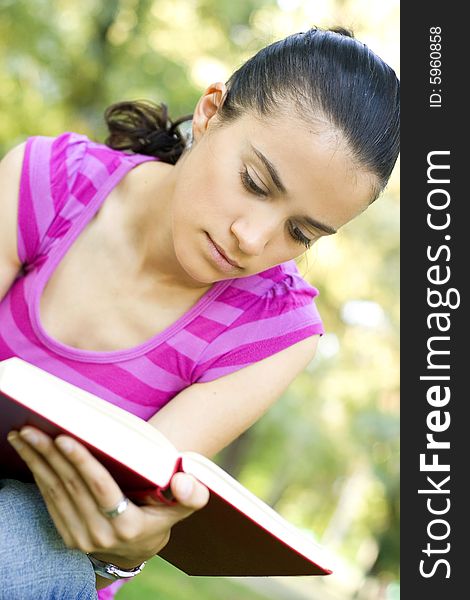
{"left": 0, "top": 357, "right": 332, "bottom": 576}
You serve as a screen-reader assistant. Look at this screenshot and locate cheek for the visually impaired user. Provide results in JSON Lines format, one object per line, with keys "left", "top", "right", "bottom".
{"left": 178, "top": 167, "right": 240, "bottom": 225}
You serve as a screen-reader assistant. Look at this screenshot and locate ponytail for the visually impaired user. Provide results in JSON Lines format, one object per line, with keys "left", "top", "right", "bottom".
{"left": 104, "top": 100, "right": 192, "bottom": 164}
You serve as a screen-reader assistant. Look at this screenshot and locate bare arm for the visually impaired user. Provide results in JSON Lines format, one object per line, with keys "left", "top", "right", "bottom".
{"left": 149, "top": 334, "right": 319, "bottom": 457}
{"left": 0, "top": 143, "right": 25, "bottom": 300}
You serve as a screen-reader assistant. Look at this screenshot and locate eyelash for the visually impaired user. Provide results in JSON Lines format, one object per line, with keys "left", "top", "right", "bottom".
{"left": 239, "top": 167, "right": 313, "bottom": 249}
{"left": 239, "top": 167, "right": 267, "bottom": 197}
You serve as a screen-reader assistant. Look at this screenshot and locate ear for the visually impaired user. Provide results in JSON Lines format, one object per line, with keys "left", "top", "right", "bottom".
{"left": 192, "top": 82, "right": 227, "bottom": 142}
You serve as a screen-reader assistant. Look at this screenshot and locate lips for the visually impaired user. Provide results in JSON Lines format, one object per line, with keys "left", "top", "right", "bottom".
{"left": 212, "top": 240, "right": 241, "bottom": 268}
{"left": 206, "top": 234, "right": 242, "bottom": 269}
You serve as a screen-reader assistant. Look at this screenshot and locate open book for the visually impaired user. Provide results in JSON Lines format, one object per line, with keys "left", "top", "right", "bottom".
{"left": 0, "top": 357, "right": 332, "bottom": 577}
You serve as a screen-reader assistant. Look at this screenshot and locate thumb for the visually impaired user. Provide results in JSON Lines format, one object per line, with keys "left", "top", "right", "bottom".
{"left": 170, "top": 472, "right": 210, "bottom": 512}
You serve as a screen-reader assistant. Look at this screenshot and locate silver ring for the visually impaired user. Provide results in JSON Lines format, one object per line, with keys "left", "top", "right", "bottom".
{"left": 100, "top": 496, "right": 129, "bottom": 519}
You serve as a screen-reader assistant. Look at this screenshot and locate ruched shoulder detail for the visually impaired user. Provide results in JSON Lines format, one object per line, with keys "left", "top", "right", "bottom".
{"left": 191, "top": 261, "right": 324, "bottom": 384}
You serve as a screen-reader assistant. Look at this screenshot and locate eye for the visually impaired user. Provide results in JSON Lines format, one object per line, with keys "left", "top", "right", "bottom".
{"left": 240, "top": 167, "right": 314, "bottom": 249}
{"left": 239, "top": 167, "right": 268, "bottom": 197}
{"left": 288, "top": 223, "right": 314, "bottom": 249}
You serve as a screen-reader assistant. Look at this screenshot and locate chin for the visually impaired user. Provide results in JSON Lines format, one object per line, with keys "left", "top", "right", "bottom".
{"left": 188, "top": 269, "right": 218, "bottom": 286}
{"left": 175, "top": 249, "right": 216, "bottom": 286}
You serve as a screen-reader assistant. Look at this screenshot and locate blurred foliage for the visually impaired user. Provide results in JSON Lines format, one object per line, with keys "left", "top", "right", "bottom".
{"left": 0, "top": 0, "right": 399, "bottom": 598}
{"left": 119, "top": 557, "right": 275, "bottom": 600}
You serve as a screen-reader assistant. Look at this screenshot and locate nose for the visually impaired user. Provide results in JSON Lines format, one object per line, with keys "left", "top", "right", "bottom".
{"left": 230, "top": 212, "right": 280, "bottom": 256}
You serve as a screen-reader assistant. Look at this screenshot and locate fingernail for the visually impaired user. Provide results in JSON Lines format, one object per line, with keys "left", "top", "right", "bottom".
{"left": 19, "top": 429, "right": 39, "bottom": 445}
{"left": 177, "top": 477, "right": 193, "bottom": 500}
{"left": 7, "top": 432, "right": 24, "bottom": 450}
{"left": 56, "top": 437, "right": 74, "bottom": 454}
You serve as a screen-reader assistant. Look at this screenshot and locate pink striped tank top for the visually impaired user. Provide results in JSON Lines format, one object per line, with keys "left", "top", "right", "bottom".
{"left": 0, "top": 132, "right": 324, "bottom": 599}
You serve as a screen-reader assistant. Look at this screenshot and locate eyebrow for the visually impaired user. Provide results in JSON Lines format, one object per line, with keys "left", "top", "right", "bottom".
{"left": 303, "top": 216, "right": 337, "bottom": 236}
{"left": 250, "top": 144, "right": 337, "bottom": 236}
{"left": 250, "top": 145, "right": 287, "bottom": 194}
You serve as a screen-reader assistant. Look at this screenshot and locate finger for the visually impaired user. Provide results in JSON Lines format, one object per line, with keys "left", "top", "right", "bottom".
{"left": 53, "top": 434, "right": 132, "bottom": 514}
{"left": 141, "top": 473, "right": 209, "bottom": 529}
{"left": 53, "top": 434, "right": 145, "bottom": 544}
{"left": 35, "top": 481, "right": 76, "bottom": 549}
{"left": 19, "top": 427, "right": 100, "bottom": 515}
{"left": 17, "top": 428, "right": 121, "bottom": 548}
{"left": 170, "top": 472, "right": 210, "bottom": 512}
{"left": 18, "top": 428, "right": 141, "bottom": 550}
{"left": 8, "top": 430, "right": 90, "bottom": 548}
{"left": 8, "top": 430, "right": 62, "bottom": 487}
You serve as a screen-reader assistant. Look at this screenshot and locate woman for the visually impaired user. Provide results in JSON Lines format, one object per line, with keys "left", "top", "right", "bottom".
{"left": 0, "top": 27, "right": 399, "bottom": 599}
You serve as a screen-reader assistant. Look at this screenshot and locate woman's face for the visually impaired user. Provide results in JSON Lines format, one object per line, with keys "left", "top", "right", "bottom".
{"left": 169, "top": 110, "right": 376, "bottom": 285}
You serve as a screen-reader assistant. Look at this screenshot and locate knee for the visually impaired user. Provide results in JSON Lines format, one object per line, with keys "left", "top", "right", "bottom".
{"left": 0, "top": 479, "right": 97, "bottom": 599}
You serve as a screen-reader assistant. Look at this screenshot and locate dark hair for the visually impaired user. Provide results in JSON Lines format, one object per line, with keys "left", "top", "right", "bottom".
{"left": 104, "top": 101, "right": 191, "bottom": 165}
{"left": 104, "top": 27, "right": 400, "bottom": 194}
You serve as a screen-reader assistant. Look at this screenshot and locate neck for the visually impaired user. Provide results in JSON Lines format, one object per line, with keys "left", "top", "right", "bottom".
{"left": 97, "top": 158, "right": 211, "bottom": 293}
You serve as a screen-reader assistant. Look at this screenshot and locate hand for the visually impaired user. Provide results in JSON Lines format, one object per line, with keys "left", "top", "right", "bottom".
{"left": 7, "top": 427, "right": 209, "bottom": 569}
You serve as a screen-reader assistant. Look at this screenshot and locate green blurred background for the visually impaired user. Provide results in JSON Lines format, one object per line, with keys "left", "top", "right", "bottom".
{"left": 0, "top": 1, "right": 399, "bottom": 598}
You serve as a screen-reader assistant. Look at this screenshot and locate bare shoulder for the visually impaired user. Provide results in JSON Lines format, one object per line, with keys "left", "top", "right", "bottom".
{"left": 120, "top": 157, "right": 173, "bottom": 197}
{"left": 0, "top": 142, "right": 27, "bottom": 300}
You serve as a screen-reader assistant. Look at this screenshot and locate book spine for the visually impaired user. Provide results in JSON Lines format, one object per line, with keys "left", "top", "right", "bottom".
{"left": 128, "top": 457, "right": 183, "bottom": 506}
{"left": 128, "top": 487, "right": 177, "bottom": 506}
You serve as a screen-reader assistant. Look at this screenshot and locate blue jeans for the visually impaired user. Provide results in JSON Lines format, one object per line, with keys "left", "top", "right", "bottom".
{"left": 0, "top": 479, "right": 97, "bottom": 600}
